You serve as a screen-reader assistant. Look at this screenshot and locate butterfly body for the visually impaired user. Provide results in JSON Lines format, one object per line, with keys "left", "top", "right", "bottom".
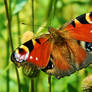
{"left": 11, "top": 12, "right": 92, "bottom": 79}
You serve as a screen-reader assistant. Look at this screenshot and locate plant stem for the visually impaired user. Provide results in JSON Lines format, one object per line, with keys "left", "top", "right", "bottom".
{"left": 6, "top": 39, "right": 9, "bottom": 92}
{"left": 16, "top": 13, "right": 21, "bottom": 45}
{"left": 4, "top": 0, "right": 13, "bottom": 50}
{"left": 50, "top": 0, "right": 57, "bottom": 25}
{"left": 4, "top": 0, "right": 21, "bottom": 92}
{"left": 46, "top": 0, "right": 55, "bottom": 26}
{"left": 16, "top": 12, "right": 29, "bottom": 92}
{"left": 30, "top": 0, "right": 35, "bottom": 92}
{"left": 32, "top": 0, "right": 34, "bottom": 33}
{"left": 48, "top": 75, "right": 51, "bottom": 92}
{"left": 31, "top": 79, "right": 34, "bottom": 92}
{"left": 46, "top": 0, "right": 55, "bottom": 91}
{"left": 46, "top": 0, "right": 53, "bottom": 19}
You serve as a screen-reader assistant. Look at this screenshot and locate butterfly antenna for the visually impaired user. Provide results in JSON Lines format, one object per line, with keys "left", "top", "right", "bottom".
{"left": 21, "top": 22, "right": 48, "bottom": 29}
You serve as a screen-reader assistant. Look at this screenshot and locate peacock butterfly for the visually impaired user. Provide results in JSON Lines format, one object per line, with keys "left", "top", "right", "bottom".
{"left": 11, "top": 12, "right": 92, "bottom": 79}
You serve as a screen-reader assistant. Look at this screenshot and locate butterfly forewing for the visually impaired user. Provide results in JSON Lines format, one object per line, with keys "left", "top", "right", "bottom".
{"left": 26, "top": 39, "right": 53, "bottom": 68}
{"left": 60, "top": 12, "right": 92, "bottom": 42}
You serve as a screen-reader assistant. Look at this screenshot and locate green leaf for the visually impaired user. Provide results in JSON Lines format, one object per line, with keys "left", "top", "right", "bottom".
{"left": 13, "top": 0, "right": 27, "bottom": 14}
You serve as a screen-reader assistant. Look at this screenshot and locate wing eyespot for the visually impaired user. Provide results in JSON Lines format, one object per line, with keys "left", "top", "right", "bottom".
{"left": 76, "top": 14, "right": 89, "bottom": 24}
{"left": 86, "top": 12, "right": 92, "bottom": 24}
{"left": 18, "top": 48, "right": 25, "bottom": 53}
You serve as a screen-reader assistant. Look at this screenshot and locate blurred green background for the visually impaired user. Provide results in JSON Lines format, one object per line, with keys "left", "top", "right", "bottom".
{"left": 0, "top": 0, "right": 92, "bottom": 92}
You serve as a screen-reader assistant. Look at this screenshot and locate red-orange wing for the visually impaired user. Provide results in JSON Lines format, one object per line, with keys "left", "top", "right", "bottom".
{"left": 60, "top": 12, "right": 92, "bottom": 42}
{"left": 26, "top": 36, "right": 53, "bottom": 68}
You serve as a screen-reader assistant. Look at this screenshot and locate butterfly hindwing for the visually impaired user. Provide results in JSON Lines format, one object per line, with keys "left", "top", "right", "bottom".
{"left": 42, "top": 36, "right": 92, "bottom": 79}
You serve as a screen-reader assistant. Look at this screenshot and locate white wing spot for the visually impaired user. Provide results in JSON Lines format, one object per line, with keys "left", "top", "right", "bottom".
{"left": 35, "top": 57, "right": 38, "bottom": 61}
{"left": 30, "top": 56, "right": 33, "bottom": 60}
{"left": 24, "top": 52, "right": 29, "bottom": 60}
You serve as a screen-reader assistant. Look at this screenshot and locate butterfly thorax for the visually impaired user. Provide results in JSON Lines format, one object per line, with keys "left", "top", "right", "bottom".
{"left": 48, "top": 27, "right": 65, "bottom": 43}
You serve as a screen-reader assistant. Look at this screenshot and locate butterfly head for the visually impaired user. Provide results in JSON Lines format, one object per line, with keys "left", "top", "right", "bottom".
{"left": 48, "top": 27, "right": 57, "bottom": 34}
{"left": 48, "top": 27, "right": 60, "bottom": 39}
{"left": 11, "top": 45, "right": 29, "bottom": 67}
